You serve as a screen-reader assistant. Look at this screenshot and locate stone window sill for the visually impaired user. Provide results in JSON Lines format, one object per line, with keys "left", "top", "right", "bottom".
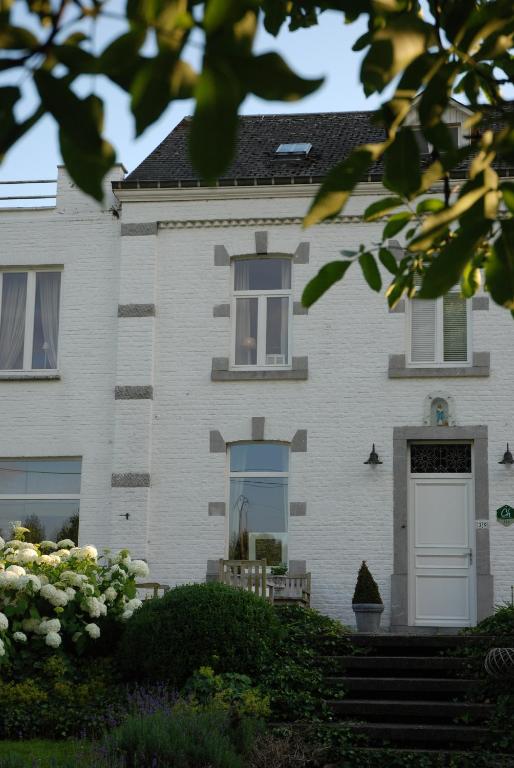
{"left": 212, "top": 357, "right": 308, "bottom": 381}
{"left": 0, "top": 371, "right": 61, "bottom": 381}
{"left": 388, "top": 353, "right": 490, "bottom": 378}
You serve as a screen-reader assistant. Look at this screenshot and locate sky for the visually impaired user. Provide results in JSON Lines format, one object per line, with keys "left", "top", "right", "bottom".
{"left": 0, "top": 5, "right": 382, "bottom": 184}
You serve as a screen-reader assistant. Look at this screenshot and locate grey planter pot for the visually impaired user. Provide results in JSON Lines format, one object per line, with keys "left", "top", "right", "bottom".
{"left": 352, "top": 603, "right": 384, "bottom": 633}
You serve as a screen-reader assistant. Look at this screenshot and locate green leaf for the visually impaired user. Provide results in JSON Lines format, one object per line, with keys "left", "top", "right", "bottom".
{"left": 0, "top": 25, "right": 38, "bottom": 49}
{"left": 384, "top": 128, "right": 421, "bottom": 197}
{"left": 419, "top": 220, "right": 491, "bottom": 299}
{"left": 131, "top": 56, "right": 196, "bottom": 135}
{"left": 305, "top": 148, "right": 375, "bottom": 227}
{"left": 99, "top": 31, "right": 145, "bottom": 91}
{"left": 383, "top": 211, "right": 412, "bottom": 238}
{"left": 240, "top": 52, "right": 323, "bottom": 101}
{"left": 302, "top": 260, "right": 353, "bottom": 307}
{"left": 363, "top": 196, "right": 403, "bottom": 221}
{"left": 416, "top": 198, "right": 445, "bottom": 214}
{"left": 501, "top": 183, "right": 514, "bottom": 213}
{"left": 189, "top": 62, "right": 244, "bottom": 181}
{"left": 410, "top": 184, "right": 489, "bottom": 252}
{"left": 53, "top": 45, "right": 98, "bottom": 74}
{"left": 486, "top": 221, "right": 514, "bottom": 309}
{"left": 0, "top": 85, "right": 20, "bottom": 157}
{"left": 361, "top": 16, "right": 435, "bottom": 94}
{"left": 460, "top": 262, "right": 481, "bottom": 298}
{"left": 204, "top": 0, "right": 252, "bottom": 33}
{"left": 379, "top": 247, "right": 399, "bottom": 275}
{"left": 262, "top": 0, "right": 288, "bottom": 36}
{"left": 359, "top": 252, "right": 382, "bottom": 292}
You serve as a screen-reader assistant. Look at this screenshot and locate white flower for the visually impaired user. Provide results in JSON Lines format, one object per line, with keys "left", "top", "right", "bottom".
{"left": 0, "top": 536, "right": 4, "bottom": 550}
{"left": 0, "top": 613, "right": 9, "bottom": 632}
{"left": 0, "top": 571, "right": 19, "bottom": 589}
{"left": 84, "top": 623, "right": 100, "bottom": 639}
{"left": 6, "top": 565, "right": 25, "bottom": 576}
{"left": 64, "top": 587, "right": 76, "bottom": 599}
{"left": 45, "top": 632, "right": 61, "bottom": 648}
{"left": 15, "top": 548, "right": 38, "bottom": 564}
{"left": 0, "top": 639, "right": 5, "bottom": 656}
{"left": 22, "top": 619, "right": 40, "bottom": 633}
{"left": 103, "top": 586, "right": 117, "bottom": 602}
{"left": 60, "top": 571, "right": 84, "bottom": 587}
{"left": 40, "top": 541, "right": 57, "bottom": 551}
{"left": 126, "top": 598, "right": 143, "bottom": 612}
{"left": 85, "top": 596, "right": 107, "bottom": 618}
{"left": 55, "top": 549, "right": 71, "bottom": 559}
{"left": 39, "top": 554, "right": 61, "bottom": 566}
{"left": 69, "top": 545, "right": 97, "bottom": 561}
{"left": 16, "top": 574, "right": 41, "bottom": 592}
{"left": 128, "top": 560, "right": 149, "bottom": 578}
{"left": 40, "top": 584, "right": 57, "bottom": 602}
{"left": 122, "top": 609, "right": 133, "bottom": 620}
{"left": 38, "top": 618, "right": 61, "bottom": 635}
{"left": 13, "top": 631, "right": 27, "bottom": 643}
{"left": 56, "top": 539, "right": 75, "bottom": 549}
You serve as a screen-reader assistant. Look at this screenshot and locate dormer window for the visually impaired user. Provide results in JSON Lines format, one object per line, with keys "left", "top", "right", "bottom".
{"left": 275, "top": 143, "right": 312, "bottom": 158}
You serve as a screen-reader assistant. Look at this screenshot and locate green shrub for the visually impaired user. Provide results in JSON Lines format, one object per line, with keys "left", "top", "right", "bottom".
{"left": 463, "top": 603, "right": 514, "bottom": 637}
{"left": 183, "top": 666, "right": 270, "bottom": 719}
{"left": 352, "top": 561, "right": 382, "bottom": 604}
{"left": 118, "top": 583, "right": 281, "bottom": 687}
{"left": 102, "top": 706, "right": 261, "bottom": 768}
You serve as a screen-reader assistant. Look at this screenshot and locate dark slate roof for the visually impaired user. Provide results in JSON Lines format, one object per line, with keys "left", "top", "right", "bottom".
{"left": 115, "top": 109, "right": 514, "bottom": 190}
{"left": 119, "top": 111, "right": 387, "bottom": 187}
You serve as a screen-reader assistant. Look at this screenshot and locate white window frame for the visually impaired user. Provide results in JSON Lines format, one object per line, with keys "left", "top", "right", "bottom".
{"left": 406, "top": 293, "right": 472, "bottom": 368}
{"left": 411, "top": 124, "right": 463, "bottom": 153}
{"left": 0, "top": 267, "right": 63, "bottom": 372}
{"left": 227, "top": 442, "right": 289, "bottom": 565}
{"left": 230, "top": 257, "right": 293, "bottom": 370}
{"left": 0, "top": 457, "right": 81, "bottom": 541}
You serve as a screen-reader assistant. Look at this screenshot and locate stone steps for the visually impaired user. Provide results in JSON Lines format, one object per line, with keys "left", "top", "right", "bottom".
{"left": 326, "top": 675, "right": 477, "bottom": 696}
{"left": 326, "top": 698, "right": 491, "bottom": 723}
{"left": 324, "top": 721, "right": 490, "bottom": 748}
{"left": 320, "top": 654, "right": 480, "bottom": 675}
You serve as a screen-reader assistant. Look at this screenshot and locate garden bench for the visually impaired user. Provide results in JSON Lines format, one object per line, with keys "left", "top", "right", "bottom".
{"left": 136, "top": 581, "right": 170, "bottom": 600}
{"left": 269, "top": 573, "right": 312, "bottom": 607}
{"left": 218, "top": 559, "right": 274, "bottom": 603}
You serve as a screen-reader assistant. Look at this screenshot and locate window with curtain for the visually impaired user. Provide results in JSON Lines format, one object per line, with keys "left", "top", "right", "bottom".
{"left": 232, "top": 258, "right": 291, "bottom": 367}
{"left": 408, "top": 291, "right": 470, "bottom": 366}
{"left": 228, "top": 442, "right": 288, "bottom": 566}
{"left": 0, "top": 458, "right": 81, "bottom": 544}
{"left": 0, "top": 270, "right": 61, "bottom": 371}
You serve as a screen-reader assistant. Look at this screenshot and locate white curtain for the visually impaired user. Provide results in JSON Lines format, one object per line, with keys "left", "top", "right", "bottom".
{"left": 35, "top": 272, "right": 60, "bottom": 369}
{"left": 266, "top": 297, "right": 288, "bottom": 360}
{"left": 235, "top": 298, "right": 257, "bottom": 364}
{"left": 280, "top": 259, "right": 291, "bottom": 289}
{"left": 234, "top": 260, "right": 250, "bottom": 290}
{"left": 0, "top": 273, "right": 27, "bottom": 370}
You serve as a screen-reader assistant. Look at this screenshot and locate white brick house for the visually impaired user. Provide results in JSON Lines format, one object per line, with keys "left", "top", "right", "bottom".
{"left": 1, "top": 104, "right": 513, "bottom": 630}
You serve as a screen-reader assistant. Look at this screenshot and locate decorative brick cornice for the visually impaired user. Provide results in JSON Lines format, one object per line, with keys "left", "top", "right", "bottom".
{"left": 115, "top": 386, "right": 153, "bottom": 400}
{"left": 160, "top": 215, "right": 359, "bottom": 230}
{"left": 118, "top": 304, "right": 156, "bottom": 318}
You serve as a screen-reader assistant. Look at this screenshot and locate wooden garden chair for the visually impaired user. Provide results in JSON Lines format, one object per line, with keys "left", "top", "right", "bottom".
{"left": 136, "top": 581, "right": 170, "bottom": 600}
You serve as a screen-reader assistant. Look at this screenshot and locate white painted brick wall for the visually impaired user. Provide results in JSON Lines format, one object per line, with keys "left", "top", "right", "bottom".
{"left": 1, "top": 167, "right": 513, "bottom": 629}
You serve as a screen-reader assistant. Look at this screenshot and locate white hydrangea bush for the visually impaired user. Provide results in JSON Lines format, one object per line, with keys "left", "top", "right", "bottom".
{"left": 0, "top": 524, "right": 149, "bottom": 663}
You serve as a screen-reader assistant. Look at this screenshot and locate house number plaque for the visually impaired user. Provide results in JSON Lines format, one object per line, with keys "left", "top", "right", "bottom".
{"left": 496, "top": 505, "right": 514, "bottom": 526}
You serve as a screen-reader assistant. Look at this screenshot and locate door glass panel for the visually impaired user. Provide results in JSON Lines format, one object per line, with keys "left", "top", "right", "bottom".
{"left": 410, "top": 444, "right": 471, "bottom": 473}
{"left": 231, "top": 443, "right": 288, "bottom": 473}
{"left": 0, "top": 459, "right": 82, "bottom": 494}
{"left": 0, "top": 499, "right": 80, "bottom": 543}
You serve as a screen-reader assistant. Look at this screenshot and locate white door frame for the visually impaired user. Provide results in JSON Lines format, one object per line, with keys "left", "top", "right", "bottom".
{"left": 407, "top": 443, "right": 477, "bottom": 627}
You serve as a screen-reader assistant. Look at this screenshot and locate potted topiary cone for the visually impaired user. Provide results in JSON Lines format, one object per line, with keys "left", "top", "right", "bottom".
{"left": 352, "top": 560, "right": 384, "bottom": 633}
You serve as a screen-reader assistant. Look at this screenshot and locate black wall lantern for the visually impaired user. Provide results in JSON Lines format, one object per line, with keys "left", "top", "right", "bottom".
{"left": 499, "top": 444, "right": 514, "bottom": 465}
{"left": 364, "top": 444, "right": 383, "bottom": 465}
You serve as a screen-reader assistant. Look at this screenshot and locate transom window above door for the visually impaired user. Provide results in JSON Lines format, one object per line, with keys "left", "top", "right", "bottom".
{"left": 232, "top": 258, "right": 292, "bottom": 368}
{"left": 408, "top": 291, "right": 471, "bottom": 367}
{"left": 0, "top": 270, "right": 62, "bottom": 371}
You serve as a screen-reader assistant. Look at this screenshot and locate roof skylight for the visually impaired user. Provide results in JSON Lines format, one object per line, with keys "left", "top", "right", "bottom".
{"left": 275, "top": 142, "right": 312, "bottom": 157}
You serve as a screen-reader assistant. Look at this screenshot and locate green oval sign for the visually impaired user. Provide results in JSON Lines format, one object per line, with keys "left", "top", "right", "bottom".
{"left": 497, "top": 505, "right": 514, "bottom": 526}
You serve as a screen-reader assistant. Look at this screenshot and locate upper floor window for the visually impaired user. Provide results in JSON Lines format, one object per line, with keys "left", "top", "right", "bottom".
{"left": 0, "top": 458, "right": 81, "bottom": 544}
{"left": 228, "top": 442, "right": 288, "bottom": 566}
{"left": 0, "top": 270, "right": 61, "bottom": 371}
{"left": 412, "top": 125, "right": 459, "bottom": 154}
{"left": 232, "top": 258, "right": 291, "bottom": 368}
{"left": 408, "top": 292, "right": 471, "bottom": 367}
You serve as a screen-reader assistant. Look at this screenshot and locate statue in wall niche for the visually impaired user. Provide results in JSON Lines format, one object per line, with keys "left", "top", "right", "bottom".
{"left": 432, "top": 398, "right": 449, "bottom": 427}
{"left": 423, "top": 393, "right": 456, "bottom": 426}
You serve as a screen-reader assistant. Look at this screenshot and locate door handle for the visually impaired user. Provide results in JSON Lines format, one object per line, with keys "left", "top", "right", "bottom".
{"left": 468, "top": 548, "right": 473, "bottom": 565}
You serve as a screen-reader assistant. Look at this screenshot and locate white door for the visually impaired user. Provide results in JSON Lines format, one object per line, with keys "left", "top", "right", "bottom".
{"left": 408, "top": 445, "right": 476, "bottom": 627}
